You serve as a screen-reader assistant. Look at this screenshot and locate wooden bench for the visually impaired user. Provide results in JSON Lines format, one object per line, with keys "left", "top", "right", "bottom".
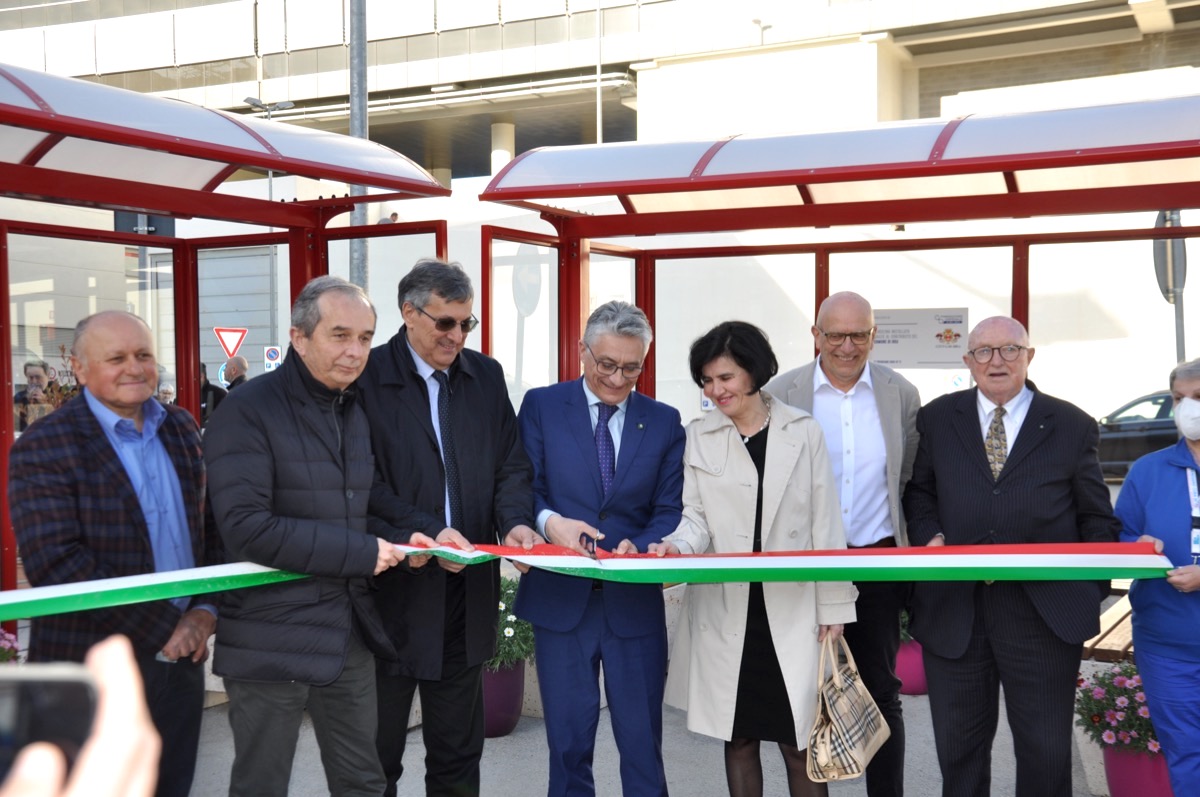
{"left": 1082, "top": 595, "right": 1133, "bottom": 662}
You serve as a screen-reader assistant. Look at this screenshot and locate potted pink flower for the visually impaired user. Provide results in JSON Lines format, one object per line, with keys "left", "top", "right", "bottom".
{"left": 0, "top": 629, "right": 21, "bottom": 664}
{"left": 1075, "top": 661, "right": 1173, "bottom": 797}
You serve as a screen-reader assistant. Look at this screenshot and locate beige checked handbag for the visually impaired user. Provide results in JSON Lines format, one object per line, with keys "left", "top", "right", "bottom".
{"left": 806, "top": 634, "right": 891, "bottom": 782}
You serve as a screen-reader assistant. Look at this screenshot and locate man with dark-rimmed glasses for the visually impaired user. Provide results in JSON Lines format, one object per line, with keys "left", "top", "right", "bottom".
{"left": 359, "top": 258, "right": 537, "bottom": 796}
{"left": 767, "top": 290, "right": 921, "bottom": 797}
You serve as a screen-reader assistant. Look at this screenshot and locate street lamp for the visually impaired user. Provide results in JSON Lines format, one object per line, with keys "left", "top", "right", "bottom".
{"left": 244, "top": 97, "right": 294, "bottom": 354}
{"left": 752, "top": 18, "right": 773, "bottom": 46}
{"left": 243, "top": 97, "right": 294, "bottom": 203}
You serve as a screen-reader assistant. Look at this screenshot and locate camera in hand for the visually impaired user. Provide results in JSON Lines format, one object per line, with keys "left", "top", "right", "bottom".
{"left": 0, "top": 663, "right": 96, "bottom": 781}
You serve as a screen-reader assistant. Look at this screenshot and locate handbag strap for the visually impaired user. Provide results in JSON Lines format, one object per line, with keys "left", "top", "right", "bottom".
{"left": 836, "top": 635, "right": 860, "bottom": 674}
{"left": 816, "top": 634, "right": 844, "bottom": 690}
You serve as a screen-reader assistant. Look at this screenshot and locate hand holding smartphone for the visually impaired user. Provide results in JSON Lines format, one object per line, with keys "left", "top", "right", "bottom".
{"left": 0, "top": 636, "right": 159, "bottom": 797}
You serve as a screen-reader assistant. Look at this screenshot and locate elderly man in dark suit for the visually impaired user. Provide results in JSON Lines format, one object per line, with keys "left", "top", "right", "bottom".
{"left": 358, "top": 259, "right": 536, "bottom": 797}
{"left": 7, "top": 310, "right": 222, "bottom": 797}
{"left": 902, "top": 315, "right": 1120, "bottom": 797}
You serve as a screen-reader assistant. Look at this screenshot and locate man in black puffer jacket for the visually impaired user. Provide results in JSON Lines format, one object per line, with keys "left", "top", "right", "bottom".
{"left": 205, "top": 276, "right": 429, "bottom": 797}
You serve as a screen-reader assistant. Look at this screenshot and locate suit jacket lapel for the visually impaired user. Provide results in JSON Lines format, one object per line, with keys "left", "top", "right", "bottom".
{"left": 951, "top": 388, "right": 995, "bottom": 481}
{"left": 564, "top": 379, "right": 606, "bottom": 501}
{"left": 759, "top": 414, "right": 802, "bottom": 546}
{"left": 386, "top": 334, "right": 439, "bottom": 449}
{"left": 1001, "top": 390, "right": 1052, "bottom": 477}
{"left": 611, "top": 392, "right": 649, "bottom": 499}
{"left": 871, "top": 364, "right": 903, "bottom": 483}
{"left": 71, "top": 398, "right": 150, "bottom": 546}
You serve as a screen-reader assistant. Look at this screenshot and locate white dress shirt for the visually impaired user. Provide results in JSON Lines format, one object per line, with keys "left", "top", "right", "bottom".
{"left": 811, "top": 359, "right": 893, "bottom": 547}
{"left": 975, "top": 385, "right": 1034, "bottom": 455}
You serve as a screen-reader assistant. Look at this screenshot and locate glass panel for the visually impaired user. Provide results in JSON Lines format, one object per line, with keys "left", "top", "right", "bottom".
{"left": 327, "top": 234, "right": 440, "bottom": 342}
{"left": 1028, "top": 238, "right": 1192, "bottom": 420}
{"left": 829, "top": 247, "right": 1011, "bottom": 404}
{"left": 490, "top": 240, "right": 559, "bottom": 408}
{"left": 589, "top": 252, "right": 634, "bottom": 312}
{"left": 10, "top": 234, "right": 176, "bottom": 439}
{"left": 195, "top": 244, "right": 288, "bottom": 412}
{"left": 655, "top": 254, "right": 815, "bottom": 422}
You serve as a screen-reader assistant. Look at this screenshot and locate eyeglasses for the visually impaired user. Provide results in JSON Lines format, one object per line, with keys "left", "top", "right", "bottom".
{"left": 820, "top": 329, "right": 873, "bottom": 346}
{"left": 584, "top": 342, "right": 644, "bottom": 380}
{"left": 967, "top": 345, "right": 1027, "bottom": 363}
{"left": 415, "top": 305, "right": 479, "bottom": 334}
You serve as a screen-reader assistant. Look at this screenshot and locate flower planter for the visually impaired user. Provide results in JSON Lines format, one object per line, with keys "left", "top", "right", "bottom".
{"left": 483, "top": 659, "right": 526, "bottom": 738}
{"left": 896, "top": 639, "right": 927, "bottom": 696}
{"left": 1102, "top": 746, "right": 1173, "bottom": 797}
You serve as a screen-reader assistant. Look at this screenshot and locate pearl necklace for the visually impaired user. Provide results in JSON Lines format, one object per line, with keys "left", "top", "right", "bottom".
{"left": 740, "top": 397, "right": 772, "bottom": 443}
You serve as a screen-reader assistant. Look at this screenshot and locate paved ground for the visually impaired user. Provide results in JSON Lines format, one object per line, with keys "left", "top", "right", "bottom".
{"left": 191, "top": 686, "right": 1101, "bottom": 796}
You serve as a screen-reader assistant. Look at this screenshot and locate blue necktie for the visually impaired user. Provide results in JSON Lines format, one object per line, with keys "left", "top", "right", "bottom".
{"left": 433, "top": 370, "right": 463, "bottom": 529}
{"left": 596, "top": 403, "right": 617, "bottom": 497}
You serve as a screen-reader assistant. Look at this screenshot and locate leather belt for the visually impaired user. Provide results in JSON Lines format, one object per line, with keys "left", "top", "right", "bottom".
{"left": 848, "top": 537, "right": 897, "bottom": 550}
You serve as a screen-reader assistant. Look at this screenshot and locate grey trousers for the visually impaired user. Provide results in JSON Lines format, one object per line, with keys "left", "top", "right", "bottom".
{"left": 224, "top": 633, "right": 386, "bottom": 797}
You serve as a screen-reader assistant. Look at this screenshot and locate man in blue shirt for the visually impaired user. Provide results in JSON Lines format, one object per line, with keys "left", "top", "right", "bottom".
{"left": 8, "top": 310, "right": 222, "bottom": 797}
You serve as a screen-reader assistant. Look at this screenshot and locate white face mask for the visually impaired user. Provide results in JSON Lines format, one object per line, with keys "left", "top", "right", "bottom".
{"left": 1174, "top": 397, "right": 1200, "bottom": 440}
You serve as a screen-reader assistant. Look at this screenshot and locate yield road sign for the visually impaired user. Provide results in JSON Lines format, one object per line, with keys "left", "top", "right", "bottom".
{"left": 214, "top": 327, "right": 248, "bottom": 359}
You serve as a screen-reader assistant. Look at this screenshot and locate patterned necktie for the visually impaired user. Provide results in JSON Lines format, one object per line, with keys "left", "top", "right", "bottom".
{"left": 986, "top": 406, "right": 1007, "bottom": 480}
{"left": 596, "top": 403, "right": 617, "bottom": 497}
{"left": 433, "top": 370, "right": 463, "bottom": 529}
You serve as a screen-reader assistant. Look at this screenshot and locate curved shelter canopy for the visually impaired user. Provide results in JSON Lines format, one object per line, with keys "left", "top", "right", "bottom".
{"left": 481, "top": 94, "right": 1200, "bottom": 238}
{"left": 0, "top": 61, "right": 448, "bottom": 228}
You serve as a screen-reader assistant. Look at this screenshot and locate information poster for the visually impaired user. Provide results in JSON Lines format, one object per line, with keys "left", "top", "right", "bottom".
{"left": 871, "top": 308, "right": 968, "bottom": 369}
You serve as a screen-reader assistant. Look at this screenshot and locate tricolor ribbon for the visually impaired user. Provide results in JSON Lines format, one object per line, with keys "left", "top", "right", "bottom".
{"left": 0, "top": 542, "right": 1169, "bottom": 622}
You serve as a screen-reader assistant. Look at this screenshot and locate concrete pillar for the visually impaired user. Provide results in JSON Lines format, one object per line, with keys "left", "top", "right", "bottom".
{"left": 491, "top": 114, "right": 515, "bottom": 175}
{"left": 425, "top": 126, "right": 452, "bottom": 189}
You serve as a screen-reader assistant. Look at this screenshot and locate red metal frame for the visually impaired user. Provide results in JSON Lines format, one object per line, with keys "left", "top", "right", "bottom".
{"left": 481, "top": 224, "right": 648, "bottom": 385}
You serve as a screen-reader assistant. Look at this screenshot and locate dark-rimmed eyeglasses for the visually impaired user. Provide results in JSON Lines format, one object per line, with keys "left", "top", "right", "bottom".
{"left": 415, "top": 305, "right": 479, "bottom": 334}
{"left": 967, "top": 345, "right": 1027, "bottom": 363}
{"left": 584, "top": 342, "right": 644, "bottom": 380}
{"left": 820, "top": 329, "right": 873, "bottom": 346}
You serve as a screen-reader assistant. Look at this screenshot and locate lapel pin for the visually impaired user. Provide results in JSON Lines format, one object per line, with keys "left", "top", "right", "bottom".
{"left": 637, "top": 423, "right": 645, "bottom": 430}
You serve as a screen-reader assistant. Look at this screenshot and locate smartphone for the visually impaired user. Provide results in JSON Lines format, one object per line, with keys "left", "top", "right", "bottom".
{"left": 0, "top": 663, "right": 96, "bottom": 782}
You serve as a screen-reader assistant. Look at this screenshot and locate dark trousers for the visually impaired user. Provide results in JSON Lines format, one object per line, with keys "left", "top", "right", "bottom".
{"left": 842, "top": 579, "right": 908, "bottom": 797}
{"left": 376, "top": 660, "right": 485, "bottom": 797}
{"left": 135, "top": 652, "right": 205, "bottom": 797}
{"left": 923, "top": 582, "right": 1081, "bottom": 797}
{"left": 224, "top": 633, "right": 385, "bottom": 797}
{"left": 534, "top": 589, "right": 668, "bottom": 797}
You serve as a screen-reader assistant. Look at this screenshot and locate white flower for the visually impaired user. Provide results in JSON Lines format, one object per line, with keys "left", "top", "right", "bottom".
{"left": 507, "top": 614, "right": 517, "bottom": 622}
{"left": 498, "top": 601, "right": 506, "bottom": 611}
{"left": 504, "top": 627, "right": 515, "bottom": 638}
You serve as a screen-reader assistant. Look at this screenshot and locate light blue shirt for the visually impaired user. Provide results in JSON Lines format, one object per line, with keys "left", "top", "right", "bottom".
{"left": 407, "top": 338, "right": 456, "bottom": 528}
{"left": 84, "top": 389, "right": 196, "bottom": 612}
{"left": 535, "top": 380, "right": 629, "bottom": 537}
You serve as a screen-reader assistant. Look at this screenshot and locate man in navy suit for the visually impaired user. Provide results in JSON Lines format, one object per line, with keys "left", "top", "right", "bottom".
{"left": 902, "top": 316, "right": 1120, "bottom": 797}
{"left": 516, "top": 300, "right": 685, "bottom": 797}
{"left": 7, "top": 310, "right": 221, "bottom": 797}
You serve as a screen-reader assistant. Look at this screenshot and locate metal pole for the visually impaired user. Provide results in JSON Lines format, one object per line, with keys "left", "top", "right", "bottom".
{"left": 595, "top": 0, "right": 602, "bottom": 144}
{"left": 348, "top": 0, "right": 368, "bottom": 290}
{"left": 1164, "top": 210, "right": 1187, "bottom": 362}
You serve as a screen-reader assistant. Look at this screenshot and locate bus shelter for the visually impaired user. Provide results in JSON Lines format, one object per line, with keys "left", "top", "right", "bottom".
{"left": 479, "top": 94, "right": 1200, "bottom": 396}
{"left": 1, "top": 62, "right": 450, "bottom": 595}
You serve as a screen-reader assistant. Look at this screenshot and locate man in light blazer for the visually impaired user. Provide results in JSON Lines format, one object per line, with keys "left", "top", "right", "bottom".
{"left": 766, "top": 291, "right": 920, "bottom": 797}
{"left": 516, "top": 300, "right": 685, "bottom": 797}
{"left": 902, "top": 316, "right": 1119, "bottom": 797}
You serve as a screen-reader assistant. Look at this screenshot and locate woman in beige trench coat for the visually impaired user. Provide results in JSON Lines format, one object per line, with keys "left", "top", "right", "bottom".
{"left": 651, "top": 321, "right": 857, "bottom": 797}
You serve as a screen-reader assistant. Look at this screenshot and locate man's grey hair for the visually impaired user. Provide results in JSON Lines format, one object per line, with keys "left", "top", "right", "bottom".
{"left": 397, "top": 258, "right": 474, "bottom": 311}
{"left": 70, "top": 310, "right": 152, "bottom": 358}
{"left": 23, "top": 359, "right": 50, "bottom": 376}
{"left": 291, "top": 275, "right": 375, "bottom": 337}
{"left": 1169, "top": 358, "right": 1200, "bottom": 391}
{"left": 583, "top": 301, "right": 653, "bottom": 350}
